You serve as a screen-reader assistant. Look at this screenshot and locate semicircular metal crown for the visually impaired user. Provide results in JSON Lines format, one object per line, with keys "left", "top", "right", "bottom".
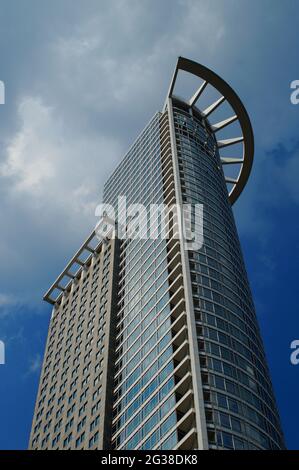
{"left": 164, "top": 57, "right": 254, "bottom": 205}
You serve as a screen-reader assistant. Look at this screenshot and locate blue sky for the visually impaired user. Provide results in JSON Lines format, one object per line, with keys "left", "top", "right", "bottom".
{"left": 0, "top": 0, "right": 298, "bottom": 449}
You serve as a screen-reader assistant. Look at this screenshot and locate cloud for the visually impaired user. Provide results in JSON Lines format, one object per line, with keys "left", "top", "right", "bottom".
{"left": 0, "top": 293, "right": 18, "bottom": 319}
{"left": 0, "top": 0, "right": 298, "bottom": 305}
{"left": 1, "top": 97, "right": 56, "bottom": 193}
{"left": 0, "top": 293, "right": 14, "bottom": 307}
{"left": 27, "top": 354, "right": 42, "bottom": 375}
{"left": 0, "top": 94, "right": 122, "bottom": 300}
{"left": 1, "top": 95, "right": 121, "bottom": 213}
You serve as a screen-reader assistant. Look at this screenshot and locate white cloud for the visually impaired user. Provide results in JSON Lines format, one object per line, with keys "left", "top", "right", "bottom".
{"left": 27, "top": 354, "right": 42, "bottom": 375}
{"left": 1, "top": 97, "right": 56, "bottom": 193}
{"left": 1, "top": 96, "right": 121, "bottom": 211}
{"left": 0, "top": 293, "right": 15, "bottom": 307}
{"left": 0, "top": 93, "right": 122, "bottom": 301}
{"left": 0, "top": 293, "right": 18, "bottom": 319}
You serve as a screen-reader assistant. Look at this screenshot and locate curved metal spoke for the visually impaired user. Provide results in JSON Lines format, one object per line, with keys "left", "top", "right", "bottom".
{"left": 221, "top": 157, "right": 244, "bottom": 165}
{"left": 189, "top": 81, "right": 208, "bottom": 107}
{"left": 217, "top": 136, "right": 244, "bottom": 148}
{"left": 164, "top": 57, "right": 254, "bottom": 205}
{"left": 202, "top": 95, "right": 225, "bottom": 117}
{"left": 211, "top": 115, "right": 238, "bottom": 132}
{"left": 225, "top": 176, "right": 239, "bottom": 184}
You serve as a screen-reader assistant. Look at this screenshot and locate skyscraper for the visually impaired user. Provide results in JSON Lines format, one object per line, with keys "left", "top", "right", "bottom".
{"left": 29, "top": 57, "right": 284, "bottom": 450}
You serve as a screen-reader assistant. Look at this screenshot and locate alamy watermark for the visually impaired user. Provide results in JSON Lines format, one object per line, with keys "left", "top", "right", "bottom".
{"left": 0, "top": 82, "right": 5, "bottom": 362}
{"left": 0, "top": 340, "right": 5, "bottom": 365}
{"left": 0, "top": 83, "right": 5, "bottom": 363}
{"left": 95, "top": 196, "right": 204, "bottom": 251}
{"left": 0, "top": 80, "right": 5, "bottom": 105}
{"left": 290, "top": 80, "right": 299, "bottom": 105}
{"left": 290, "top": 339, "right": 299, "bottom": 365}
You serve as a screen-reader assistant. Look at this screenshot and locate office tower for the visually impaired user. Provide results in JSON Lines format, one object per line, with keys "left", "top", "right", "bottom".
{"left": 29, "top": 57, "right": 284, "bottom": 450}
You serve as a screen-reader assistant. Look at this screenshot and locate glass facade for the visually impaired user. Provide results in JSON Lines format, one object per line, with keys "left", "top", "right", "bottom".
{"left": 104, "top": 114, "right": 179, "bottom": 450}
{"left": 102, "top": 99, "right": 284, "bottom": 449}
{"left": 172, "top": 99, "right": 284, "bottom": 449}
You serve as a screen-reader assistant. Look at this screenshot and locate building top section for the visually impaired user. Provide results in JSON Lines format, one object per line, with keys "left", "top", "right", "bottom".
{"left": 43, "top": 230, "right": 103, "bottom": 305}
{"left": 44, "top": 57, "right": 254, "bottom": 304}
{"left": 103, "top": 112, "right": 161, "bottom": 204}
{"left": 164, "top": 56, "right": 254, "bottom": 205}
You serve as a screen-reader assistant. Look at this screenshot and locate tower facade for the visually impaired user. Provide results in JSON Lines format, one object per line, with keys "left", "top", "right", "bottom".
{"left": 29, "top": 58, "right": 284, "bottom": 450}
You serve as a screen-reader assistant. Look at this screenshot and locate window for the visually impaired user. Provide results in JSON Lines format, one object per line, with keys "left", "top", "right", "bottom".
{"left": 76, "top": 432, "right": 85, "bottom": 448}
{"left": 89, "top": 431, "right": 99, "bottom": 448}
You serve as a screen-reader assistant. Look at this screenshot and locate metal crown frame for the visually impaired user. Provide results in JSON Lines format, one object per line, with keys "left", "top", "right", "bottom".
{"left": 43, "top": 230, "right": 101, "bottom": 304}
{"left": 164, "top": 56, "right": 254, "bottom": 205}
